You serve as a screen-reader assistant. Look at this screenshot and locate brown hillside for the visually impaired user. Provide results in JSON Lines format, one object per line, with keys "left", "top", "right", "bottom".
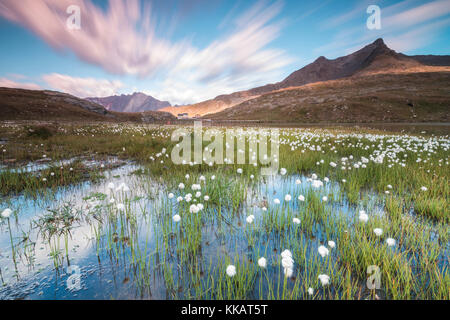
{"left": 206, "top": 69, "right": 450, "bottom": 122}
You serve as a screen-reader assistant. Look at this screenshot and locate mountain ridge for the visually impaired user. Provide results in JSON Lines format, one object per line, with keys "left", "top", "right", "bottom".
{"left": 161, "top": 38, "right": 450, "bottom": 117}
{"left": 87, "top": 92, "right": 171, "bottom": 113}
{"left": 0, "top": 87, "right": 175, "bottom": 123}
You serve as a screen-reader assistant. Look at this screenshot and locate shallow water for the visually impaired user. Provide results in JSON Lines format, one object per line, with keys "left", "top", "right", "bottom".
{"left": 0, "top": 162, "right": 447, "bottom": 300}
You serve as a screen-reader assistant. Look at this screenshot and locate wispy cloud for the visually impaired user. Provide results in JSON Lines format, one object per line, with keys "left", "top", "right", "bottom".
{"left": 0, "top": 0, "right": 184, "bottom": 76}
{"left": 148, "top": 1, "right": 292, "bottom": 104}
{"left": 0, "top": 0, "right": 291, "bottom": 104}
{"left": 383, "top": 0, "right": 450, "bottom": 30}
{"left": 0, "top": 77, "right": 41, "bottom": 90}
{"left": 42, "top": 73, "right": 124, "bottom": 98}
{"left": 315, "top": 0, "right": 450, "bottom": 58}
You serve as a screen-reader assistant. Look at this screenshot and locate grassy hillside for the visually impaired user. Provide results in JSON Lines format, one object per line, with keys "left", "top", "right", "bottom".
{"left": 207, "top": 70, "right": 450, "bottom": 122}
{"left": 0, "top": 87, "right": 175, "bottom": 123}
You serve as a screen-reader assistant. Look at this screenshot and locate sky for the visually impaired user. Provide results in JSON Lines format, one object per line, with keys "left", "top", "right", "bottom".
{"left": 0, "top": 0, "right": 449, "bottom": 105}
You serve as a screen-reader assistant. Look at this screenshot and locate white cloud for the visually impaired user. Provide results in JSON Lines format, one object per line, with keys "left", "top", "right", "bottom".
{"left": 148, "top": 1, "right": 293, "bottom": 104}
{"left": 0, "top": 0, "right": 292, "bottom": 104}
{"left": 42, "top": 73, "right": 124, "bottom": 98}
{"left": 383, "top": 0, "right": 450, "bottom": 30}
{"left": 315, "top": 0, "right": 450, "bottom": 57}
{"left": 0, "top": 0, "right": 183, "bottom": 77}
{"left": 0, "top": 77, "right": 41, "bottom": 90}
{"left": 384, "top": 16, "right": 450, "bottom": 52}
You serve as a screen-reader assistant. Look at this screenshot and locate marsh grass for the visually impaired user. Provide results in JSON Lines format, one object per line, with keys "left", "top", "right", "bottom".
{"left": 0, "top": 123, "right": 448, "bottom": 300}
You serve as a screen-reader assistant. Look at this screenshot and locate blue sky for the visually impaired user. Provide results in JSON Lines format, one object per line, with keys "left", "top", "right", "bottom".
{"left": 0, "top": 0, "right": 449, "bottom": 104}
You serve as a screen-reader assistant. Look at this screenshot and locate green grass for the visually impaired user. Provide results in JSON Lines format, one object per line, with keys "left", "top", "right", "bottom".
{"left": 0, "top": 122, "right": 448, "bottom": 300}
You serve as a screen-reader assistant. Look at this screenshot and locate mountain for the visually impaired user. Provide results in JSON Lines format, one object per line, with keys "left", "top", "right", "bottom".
{"left": 249, "top": 38, "right": 422, "bottom": 94}
{"left": 87, "top": 92, "right": 171, "bottom": 113}
{"left": 0, "top": 88, "right": 176, "bottom": 123}
{"left": 207, "top": 69, "right": 450, "bottom": 122}
{"left": 161, "top": 38, "right": 450, "bottom": 118}
{"left": 161, "top": 91, "right": 256, "bottom": 118}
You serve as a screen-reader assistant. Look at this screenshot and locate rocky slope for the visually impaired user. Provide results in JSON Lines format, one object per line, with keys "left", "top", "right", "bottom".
{"left": 87, "top": 92, "right": 171, "bottom": 113}
{"left": 0, "top": 88, "right": 175, "bottom": 123}
{"left": 207, "top": 69, "right": 450, "bottom": 122}
{"left": 163, "top": 38, "right": 450, "bottom": 118}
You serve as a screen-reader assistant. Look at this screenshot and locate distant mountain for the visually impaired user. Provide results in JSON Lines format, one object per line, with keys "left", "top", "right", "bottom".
{"left": 87, "top": 92, "right": 171, "bottom": 113}
{"left": 0, "top": 88, "right": 176, "bottom": 123}
{"left": 162, "top": 38, "right": 450, "bottom": 117}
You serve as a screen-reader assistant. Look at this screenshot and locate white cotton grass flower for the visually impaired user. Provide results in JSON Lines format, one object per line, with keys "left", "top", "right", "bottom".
{"left": 273, "top": 198, "right": 280, "bottom": 205}
{"left": 420, "top": 186, "right": 428, "bottom": 191}
{"left": 168, "top": 193, "right": 174, "bottom": 199}
{"left": 176, "top": 196, "right": 183, "bottom": 202}
{"left": 312, "top": 180, "right": 323, "bottom": 188}
{"left": 308, "top": 287, "right": 314, "bottom": 295}
{"left": 246, "top": 215, "right": 255, "bottom": 224}
{"left": 298, "top": 195, "right": 305, "bottom": 202}
{"left": 292, "top": 217, "right": 300, "bottom": 225}
{"left": 359, "top": 210, "right": 369, "bottom": 223}
{"left": 386, "top": 238, "right": 396, "bottom": 246}
{"left": 285, "top": 194, "right": 292, "bottom": 201}
{"left": 322, "top": 196, "right": 328, "bottom": 202}
{"left": 226, "top": 265, "right": 236, "bottom": 277}
{"left": 237, "top": 168, "right": 243, "bottom": 174}
{"left": 258, "top": 257, "right": 267, "bottom": 268}
{"left": 318, "top": 274, "right": 330, "bottom": 286}
{"left": 204, "top": 195, "right": 209, "bottom": 201}
{"left": 1, "top": 208, "right": 12, "bottom": 219}
{"left": 328, "top": 240, "right": 336, "bottom": 248}
{"left": 295, "top": 179, "right": 301, "bottom": 185}
{"left": 281, "top": 249, "right": 292, "bottom": 259}
{"left": 115, "top": 183, "right": 130, "bottom": 192}
{"left": 178, "top": 183, "right": 185, "bottom": 190}
{"left": 318, "top": 245, "right": 329, "bottom": 258}
{"left": 280, "top": 168, "right": 287, "bottom": 175}
{"left": 172, "top": 214, "right": 181, "bottom": 223}
{"left": 189, "top": 204, "right": 200, "bottom": 214}
{"left": 374, "top": 228, "right": 383, "bottom": 237}
{"left": 107, "top": 182, "right": 115, "bottom": 190}
{"left": 283, "top": 267, "right": 294, "bottom": 278}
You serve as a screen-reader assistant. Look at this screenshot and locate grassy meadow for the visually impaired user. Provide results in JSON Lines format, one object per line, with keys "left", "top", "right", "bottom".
{"left": 0, "top": 122, "right": 448, "bottom": 300}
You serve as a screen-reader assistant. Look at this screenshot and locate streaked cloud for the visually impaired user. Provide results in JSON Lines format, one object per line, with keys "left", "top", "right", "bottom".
{"left": 0, "top": 0, "right": 291, "bottom": 104}
{"left": 42, "top": 73, "right": 124, "bottom": 98}
{"left": 315, "top": 0, "right": 450, "bottom": 58}
{"left": 0, "top": 77, "right": 41, "bottom": 90}
{"left": 383, "top": 0, "right": 450, "bottom": 30}
{"left": 0, "top": 0, "right": 185, "bottom": 76}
